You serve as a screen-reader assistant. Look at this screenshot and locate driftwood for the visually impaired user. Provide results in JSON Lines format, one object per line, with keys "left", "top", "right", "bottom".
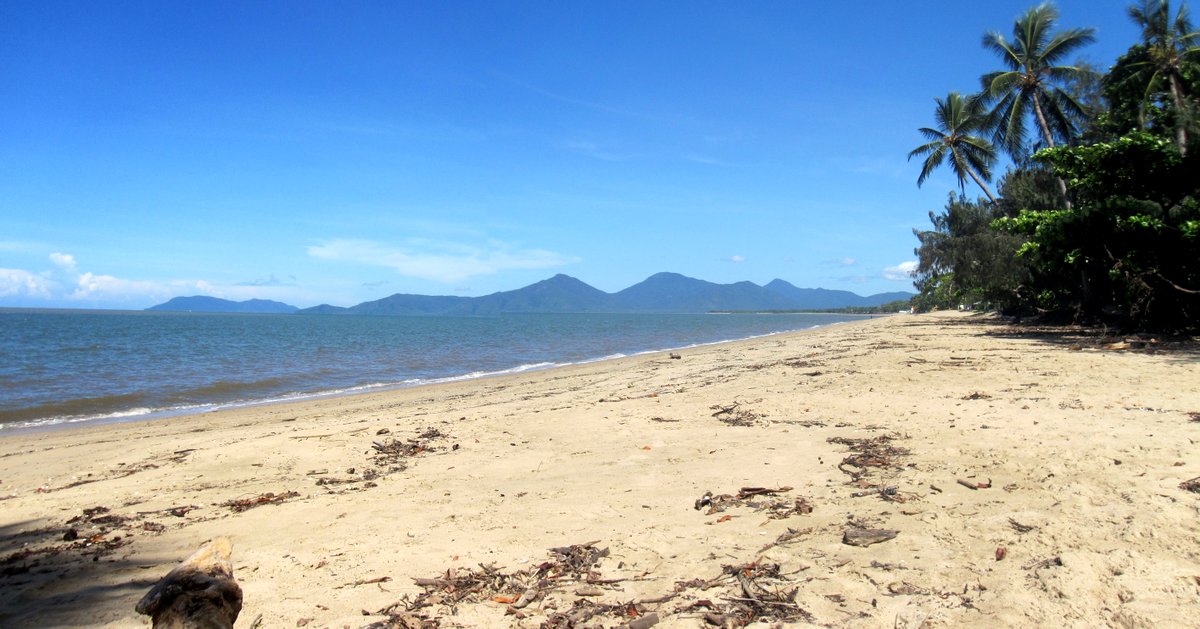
{"left": 842, "top": 528, "right": 899, "bottom": 547}
{"left": 956, "top": 478, "right": 991, "bottom": 490}
{"left": 136, "top": 537, "right": 242, "bottom": 629}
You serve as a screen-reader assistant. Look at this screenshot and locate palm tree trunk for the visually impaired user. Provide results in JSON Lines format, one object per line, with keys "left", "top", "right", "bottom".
{"left": 965, "top": 167, "right": 998, "bottom": 203}
{"left": 1031, "top": 92, "right": 1057, "bottom": 150}
{"left": 1169, "top": 73, "right": 1189, "bottom": 157}
{"left": 1032, "top": 92, "right": 1071, "bottom": 206}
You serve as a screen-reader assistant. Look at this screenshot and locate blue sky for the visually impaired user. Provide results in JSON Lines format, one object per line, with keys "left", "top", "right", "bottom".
{"left": 1, "top": 1, "right": 1140, "bottom": 309}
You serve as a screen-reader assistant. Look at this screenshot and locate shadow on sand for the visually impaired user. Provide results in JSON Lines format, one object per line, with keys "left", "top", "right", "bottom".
{"left": 0, "top": 514, "right": 168, "bottom": 627}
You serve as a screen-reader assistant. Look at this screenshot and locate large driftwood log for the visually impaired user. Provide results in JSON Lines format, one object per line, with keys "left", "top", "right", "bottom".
{"left": 135, "top": 537, "right": 242, "bottom": 629}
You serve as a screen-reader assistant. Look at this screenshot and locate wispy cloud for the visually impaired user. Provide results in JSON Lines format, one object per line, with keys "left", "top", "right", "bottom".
{"left": 683, "top": 153, "right": 729, "bottom": 166}
{"left": 236, "top": 274, "right": 296, "bottom": 287}
{"left": 883, "top": 261, "right": 918, "bottom": 281}
{"left": 561, "top": 141, "right": 631, "bottom": 162}
{"left": 307, "top": 238, "right": 579, "bottom": 283}
{"left": 824, "top": 257, "right": 856, "bottom": 267}
{"left": 724, "top": 255, "right": 746, "bottom": 263}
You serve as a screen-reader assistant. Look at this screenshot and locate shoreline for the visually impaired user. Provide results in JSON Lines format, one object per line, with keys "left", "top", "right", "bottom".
{"left": 2, "top": 311, "right": 1197, "bottom": 627}
{"left": 0, "top": 314, "right": 867, "bottom": 436}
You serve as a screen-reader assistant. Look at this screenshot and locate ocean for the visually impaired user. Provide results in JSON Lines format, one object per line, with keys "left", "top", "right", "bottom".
{"left": 0, "top": 309, "right": 866, "bottom": 432}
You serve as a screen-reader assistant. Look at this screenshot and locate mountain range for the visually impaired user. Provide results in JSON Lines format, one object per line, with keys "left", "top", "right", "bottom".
{"left": 147, "top": 272, "right": 911, "bottom": 315}
{"left": 146, "top": 296, "right": 299, "bottom": 314}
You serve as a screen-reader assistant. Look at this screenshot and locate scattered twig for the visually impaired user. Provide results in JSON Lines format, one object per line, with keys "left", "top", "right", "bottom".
{"left": 338, "top": 576, "right": 391, "bottom": 589}
{"left": 217, "top": 491, "right": 301, "bottom": 513}
{"left": 1008, "top": 517, "right": 1036, "bottom": 533}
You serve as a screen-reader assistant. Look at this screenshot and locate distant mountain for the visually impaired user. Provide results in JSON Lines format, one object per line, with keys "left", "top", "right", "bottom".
{"left": 611, "top": 272, "right": 797, "bottom": 313}
{"left": 763, "top": 280, "right": 912, "bottom": 309}
{"left": 147, "top": 296, "right": 298, "bottom": 314}
{"left": 297, "top": 272, "right": 913, "bottom": 316}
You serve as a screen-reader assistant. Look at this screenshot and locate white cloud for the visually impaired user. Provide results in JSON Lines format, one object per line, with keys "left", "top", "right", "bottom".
{"left": 71, "top": 272, "right": 168, "bottom": 301}
{"left": 307, "top": 238, "right": 579, "bottom": 283}
{"left": 49, "top": 252, "right": 77, "bottom": 270}
{"left": 883, "top": 261, "right": 918, "bottom": 281}
{"left": 0, "top": 268, "right": 54, "bottom": 298}
{"left": 725, "top": 255, "right": 746, "bottom": 263}
{"left": 839, "top": 257, "right": 856, "bottom": 267}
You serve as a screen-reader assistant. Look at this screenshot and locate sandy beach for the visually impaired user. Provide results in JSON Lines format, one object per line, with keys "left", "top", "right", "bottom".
{"left": 1, "top": 311, "right": 1198, "bottom": 628}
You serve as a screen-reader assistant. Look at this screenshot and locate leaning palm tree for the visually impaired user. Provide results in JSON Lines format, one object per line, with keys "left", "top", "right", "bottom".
{"left": 980, "top": 3, "right": 1097, "bottom": 159}
{"left": 1125, "top": 0, "right": 1200, "bottom": 155}
{"left": 909, "top": 92, "right": 999, "bottom": 203}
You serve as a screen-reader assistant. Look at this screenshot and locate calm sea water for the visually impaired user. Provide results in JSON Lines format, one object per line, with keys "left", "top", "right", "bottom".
{"left": 0, "top": 309, "right": 865, "bottom": 432}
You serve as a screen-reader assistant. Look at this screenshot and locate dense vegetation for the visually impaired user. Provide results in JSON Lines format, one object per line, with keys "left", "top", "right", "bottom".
{"left": 909, "top": 1, "right": 1198, "bottom": 332}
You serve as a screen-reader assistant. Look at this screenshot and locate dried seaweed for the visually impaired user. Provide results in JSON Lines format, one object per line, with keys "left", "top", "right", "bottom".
{"left": 382, "top": 541, "right": 621, "bottom": 624}
{"left": 372, "top": 428, "right": 448, "bottom": 469}
{"left": 218, "top": 490, "right": 301, "bottom": 513}
{"left": 710, "top": 402, "right": 763, "bottom": 427}
{"left": 694, "top": 487, "right": 813, "bottom": 520}
{"left": 828, "top": 434, "right": 909, "bottom": 485}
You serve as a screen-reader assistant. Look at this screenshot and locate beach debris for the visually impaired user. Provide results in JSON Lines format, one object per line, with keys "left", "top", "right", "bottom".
{"left": 1188, "top": 412, "right": 1200, "bottom": 423}
{"left": 372, "top": 427, "right": 449, "bottom": 467}
{"left": 851, "top": 485, "right": 899, "bottom": 499}
{"left": 218, "top": 490, "right": 301, "bottom": 513}
{"left": 962, "top": 391, "right": 992, "bottom": 400}
{"left": 674, "top": 560, "right": 812, "bottom": 625}
{"left": 0, "top": 503, "right": 196, "bottom": 578}
{"left": 995, "top": 547, "right": 1007, "bottom": 561}
{"left": 1008, "top": 517, "right": 1037, "bottom": 533}
{"left": 758, "top": 527, "right": 814, "bottom": 553}
{"left": 338, "top": 576, "right": 392, "bottom": 589}
{"left": 383, "top": 541, "right": 621, "bottom": 622}
{"left": 886, "top": 581, "right": 928, "bottom": 596}
{"left": 710, "top": 401, "right": 764, "bottom": 426}
{"left": 1026, "top": 555, "right": 1063, "bottom": 571}
{"left": 314, "top": 428, "right": 452, "bottom": 492}
{"left": 1179, "top": 477, "right": 1200, "bottom": 493}
{"left": 842, "top": 528, "right": 899, "bottom": 547}
{"left": 36, "top": 449, "right": 195, "bottom": 493}
{"left": 956, "top": 478, "right": 992, "bottom": 490}
{"left": 135, "top": 537, "right": 242, "bottom": 629}
{"left": 694, "top": 487, "right": 813, "bottom": 519}
{"left": 361, "top": 612, "right": 438, "bottom": 628}
{"left": 828, "top": 434, "right": 909, "bottom": 492}
{"left": 670, "top": 352, "right": 682, "bottom": 359}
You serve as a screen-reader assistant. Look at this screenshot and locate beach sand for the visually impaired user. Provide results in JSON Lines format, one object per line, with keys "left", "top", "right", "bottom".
{"left": 1, "top": 311, "right": 1198, "bottom": 628}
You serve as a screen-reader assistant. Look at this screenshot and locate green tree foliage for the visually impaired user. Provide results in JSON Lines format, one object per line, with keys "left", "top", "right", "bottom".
{"left": 995, "top": 132, "right": 1199, "bottom": 330}
{"left": 913, "top": 193, "right": 1031, "bottom": 311}
{"left": 909, "top": 2, "right": 1200, "bottom": 331}
{"left": 908, "top": 93, "right": 999, "bottom": 202}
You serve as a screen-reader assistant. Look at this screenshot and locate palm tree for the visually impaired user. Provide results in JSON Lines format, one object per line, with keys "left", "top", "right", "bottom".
{"left": 980, "top": 3, "right": 1097, "bottom": 158}
{"left": 1125, "top": 0, "right": 1199, "bottom": 155}
{"left": 909, "top": 92, "right": 999, "bottom": 203}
